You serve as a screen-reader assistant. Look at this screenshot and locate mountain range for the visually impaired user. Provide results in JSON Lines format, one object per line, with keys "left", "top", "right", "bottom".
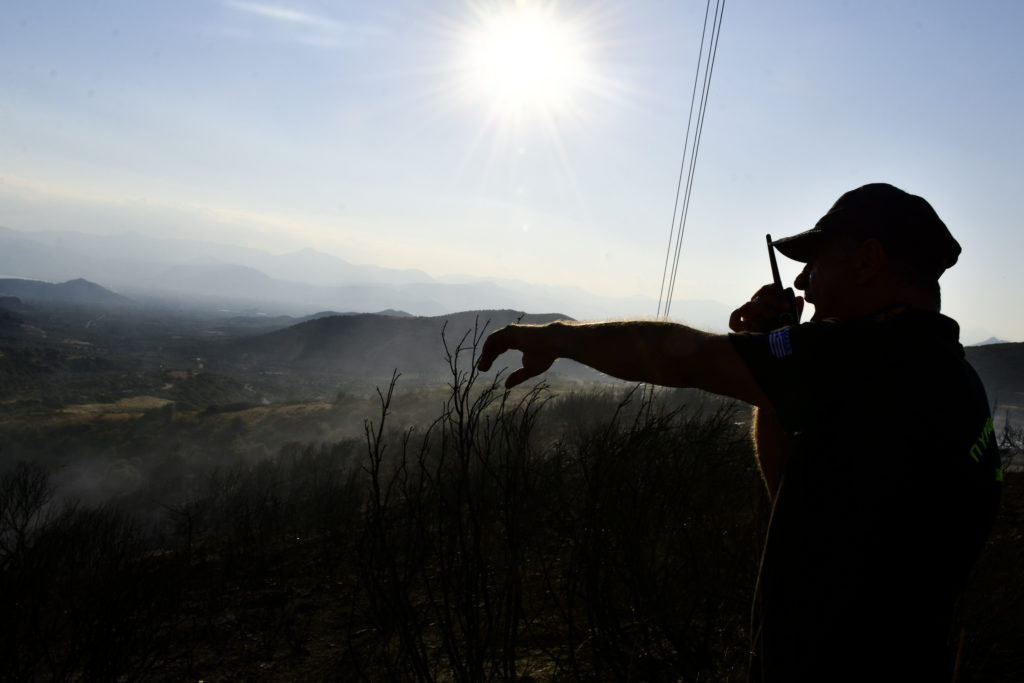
{"left": 0, "top": 225, "right": 729, "bottom": 328}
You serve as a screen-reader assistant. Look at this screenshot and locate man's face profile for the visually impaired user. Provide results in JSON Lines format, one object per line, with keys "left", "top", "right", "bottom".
{"left": 794, "top": 236, "right": 860, "bottom": 321}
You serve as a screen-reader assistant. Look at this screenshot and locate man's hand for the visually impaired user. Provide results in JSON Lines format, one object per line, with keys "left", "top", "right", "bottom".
{"left": 477, "top": 324, "right": 561, "bottom": 388}
{"left": 729, "top": 284, "right": 804, "bottom": 333}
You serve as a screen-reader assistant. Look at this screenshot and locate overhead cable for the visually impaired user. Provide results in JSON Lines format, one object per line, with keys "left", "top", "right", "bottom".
{"left": 656, "top": 0, "right": 726, "bottom": 319}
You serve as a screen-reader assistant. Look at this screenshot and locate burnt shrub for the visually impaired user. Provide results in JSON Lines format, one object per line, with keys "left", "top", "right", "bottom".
{"left": 348, "top": 322, "right": 767, "bottom": 682}
{"left": 0, "top": 463, "right": 181, "bottom": 681}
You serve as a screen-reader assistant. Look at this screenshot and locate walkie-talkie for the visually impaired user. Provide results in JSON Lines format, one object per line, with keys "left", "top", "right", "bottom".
{"left": 766, "top": 234, "right": 799, "bottom": 327}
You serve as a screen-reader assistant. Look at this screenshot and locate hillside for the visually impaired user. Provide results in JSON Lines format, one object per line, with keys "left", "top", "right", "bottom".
{"left": 0, "top": 291, "right": 1020, "bottom": 416}
{"left": 230, "top": 309, "right": 604, "bottom": 383}
{"left": 966, "top": 342, "right": 1024, "bottom": 413}
{"left": 0, "top": 277, "right": 131, "bottom": 307}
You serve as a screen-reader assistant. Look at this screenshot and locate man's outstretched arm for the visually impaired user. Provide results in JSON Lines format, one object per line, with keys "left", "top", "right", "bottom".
{"left": 476, "top": 320, "right": 768, "bottom": 407}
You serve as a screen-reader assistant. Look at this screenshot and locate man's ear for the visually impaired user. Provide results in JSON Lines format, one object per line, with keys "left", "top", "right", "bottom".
{"left": 854, "top": 237, "right": 887, "bottom": 284}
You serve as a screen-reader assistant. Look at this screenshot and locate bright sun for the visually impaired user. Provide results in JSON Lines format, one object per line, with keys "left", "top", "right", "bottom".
{"left": 461, "top": 4, "right": 591, "bottom": 118}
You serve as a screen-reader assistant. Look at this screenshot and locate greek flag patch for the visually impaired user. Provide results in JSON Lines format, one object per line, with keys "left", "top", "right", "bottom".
{"left": 769, "top": 328, "right": 793, "bottom": 359}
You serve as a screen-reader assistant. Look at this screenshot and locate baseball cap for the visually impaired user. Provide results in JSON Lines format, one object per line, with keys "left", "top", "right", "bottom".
{"left": 771, "top": 183, "right": 961, "bottom": 279}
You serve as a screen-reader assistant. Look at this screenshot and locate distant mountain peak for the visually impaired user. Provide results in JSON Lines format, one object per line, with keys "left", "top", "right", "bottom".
{"left": 972, "top": 336, "right": 1011, "bottom": 346}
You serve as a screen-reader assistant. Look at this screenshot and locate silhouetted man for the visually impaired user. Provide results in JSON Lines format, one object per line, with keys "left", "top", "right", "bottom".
{"left": 476, "top": 183, "right": 1003, "bottom": 681}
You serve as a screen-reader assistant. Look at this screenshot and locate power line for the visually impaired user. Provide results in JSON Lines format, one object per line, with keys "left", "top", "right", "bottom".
{"left": 656, "top": 0, "right": 726, "bottom": 320}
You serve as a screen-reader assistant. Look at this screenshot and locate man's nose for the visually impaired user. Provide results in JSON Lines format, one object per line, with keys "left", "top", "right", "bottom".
{"left": 793, "top": 265, "right": 810, "bottom": 290}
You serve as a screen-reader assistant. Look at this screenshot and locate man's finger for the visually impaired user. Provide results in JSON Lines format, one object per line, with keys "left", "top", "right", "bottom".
{"left": 504, "top": 353, "right": 555, "bottom": 388}
{"left": 728, "top": 306, "right": 747, "bottom": 332}
{"left": 730, "top": 301, "right": 772, "bottom": 332}
{"left": 477, "top": 327, "right": 513, "bottom": 371}
{"left": 754, "top": 283, "right": 782, "bottom": 298}
{"left": 505, "top": 366, "right": 534, "bottom": 388}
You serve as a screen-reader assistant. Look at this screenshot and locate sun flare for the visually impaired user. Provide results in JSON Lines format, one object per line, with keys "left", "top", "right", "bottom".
{"left": 461, "top": 4, "right": 591, "bottom": 117}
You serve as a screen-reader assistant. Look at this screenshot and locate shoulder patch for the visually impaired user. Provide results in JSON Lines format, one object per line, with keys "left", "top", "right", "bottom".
{"left": 769, "top": 328, "right": 793, "bottom": 359}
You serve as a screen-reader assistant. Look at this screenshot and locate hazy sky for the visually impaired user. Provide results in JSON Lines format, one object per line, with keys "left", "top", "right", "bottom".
{"left": 2, "top": 1, "right": 1022, "bottom": 340}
